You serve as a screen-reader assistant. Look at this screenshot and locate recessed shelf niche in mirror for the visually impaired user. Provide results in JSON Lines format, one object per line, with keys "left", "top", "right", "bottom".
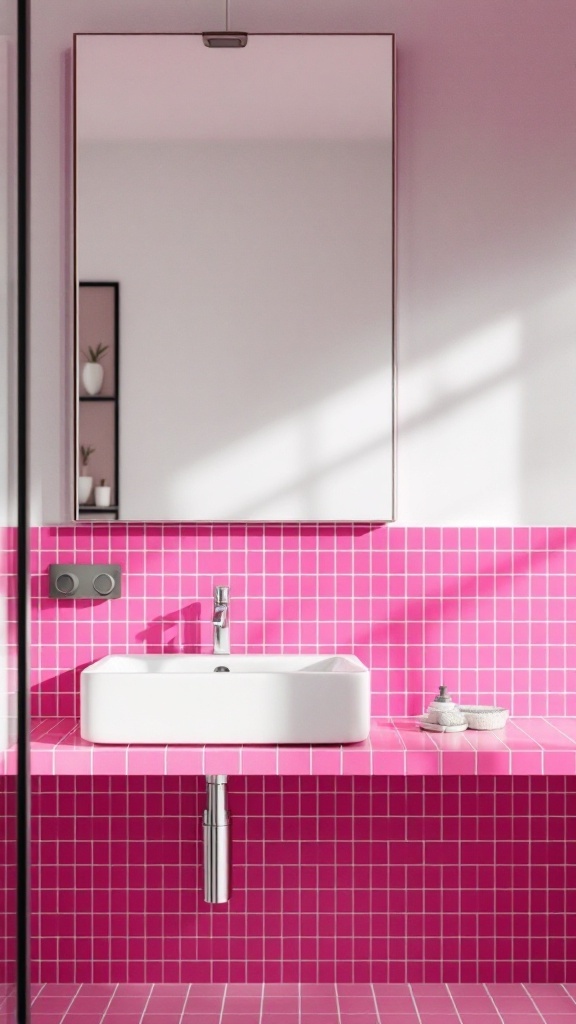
{"left": 74, "top": 34, "right": 395, "bottom": 521}
{"left": 77, "top": 282, "right": 119, "bottom": 521}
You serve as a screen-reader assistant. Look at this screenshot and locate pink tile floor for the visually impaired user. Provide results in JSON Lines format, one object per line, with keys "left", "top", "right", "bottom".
{"left": 30, "top": 983, "right": 576, "bottom": 1024}
{"left": 0, "top": 985, "right": 15, "bottom": 1024}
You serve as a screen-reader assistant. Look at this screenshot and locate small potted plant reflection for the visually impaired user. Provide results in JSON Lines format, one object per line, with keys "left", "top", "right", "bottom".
{"left": 78, "top": 445, "right": 95, "bottom": 505}
{"left": 82, "top": 342, "right": 109, "bottom": 396}
{"left": 95, "top": 478, "right": 111, "bottom": 508}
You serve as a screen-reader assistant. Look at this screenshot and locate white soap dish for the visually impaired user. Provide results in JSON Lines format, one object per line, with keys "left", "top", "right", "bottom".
{"left": 418, "top": 683, "right": 469, "bottom": 732}
{"left": 417, "top": 716, "right": 469, "bottom": 734}
{"left": 458, "top": 706, "right": 509, "bottom": 730}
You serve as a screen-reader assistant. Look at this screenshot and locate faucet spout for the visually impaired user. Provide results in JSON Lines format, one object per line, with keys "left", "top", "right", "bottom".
{"left": 213, "top": 586, "right": 230, "bottom": 655}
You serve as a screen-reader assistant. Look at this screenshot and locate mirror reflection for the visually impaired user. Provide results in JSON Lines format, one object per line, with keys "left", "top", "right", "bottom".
{"left": 75, "top": 34, "right": 395, "bottom": 521}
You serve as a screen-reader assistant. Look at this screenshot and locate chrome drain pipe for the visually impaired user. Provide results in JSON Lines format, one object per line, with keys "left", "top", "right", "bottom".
{"left": 203, "top": 775, "right": 230, "bottom": 903}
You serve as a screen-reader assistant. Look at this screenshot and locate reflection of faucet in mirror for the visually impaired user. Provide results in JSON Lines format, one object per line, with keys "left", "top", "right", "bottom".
{"left": 213, "top": 586, "right": 230, "bottom": 656}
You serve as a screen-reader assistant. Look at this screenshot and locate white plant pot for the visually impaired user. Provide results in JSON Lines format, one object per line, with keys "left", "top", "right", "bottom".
{"left": 95, "top": 485, "right": 111, "bottom": 508}
{"left": 82, "top": 362, "right": 104, "bottom": 396}
{"left": 78, "top": 475, "right": 93, "bottom": 505}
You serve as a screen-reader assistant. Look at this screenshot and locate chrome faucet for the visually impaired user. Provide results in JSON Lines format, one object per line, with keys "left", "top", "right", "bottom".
{"left": 212, "top": 585, "right": 230, "bottom": 655}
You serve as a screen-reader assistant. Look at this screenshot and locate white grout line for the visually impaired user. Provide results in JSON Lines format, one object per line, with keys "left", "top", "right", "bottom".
{"left": 521, "top": 983, "right": 549, "bottom": 1023}
{"left": 542, "top": 718, "right": 576, "bottom": 747}
{"left": 217, "top": 982, "right": 228, "bottom": 1024}
{"left": 445, "top": 983, "right": 465, "bottom": 1024}
{"left": 176, "top": 982, "right": 191, "bottom": 1024}
{"left": 58, "top": 984, "right": 83, "bottom": 1021}
{"left": 408, "top": 983, "right": 424, "bottom": 1024}
{"left": 562, "top": 983, "right": 576, "bottom": 1006}
{"left": 137, "top": 983, "right": 154, "bottom": 1024}
{"left": 258, "top": 982, "right": 265, "bottom": 1024}
{"left": 99, "top": 981, "right": 119, "bottom": 1023}
{"left": 30, "top": 982, "right": 46, "bottom": 1004}
{"left": 482, "top": 984, "right": 506, "bottom": 1024}
{"left": 298, "top": 980, "right": 301, "bottom": 1024}
{"left": 370, "top": 981, "right": 383, "bottom": 1024}
{"left": 53, "top": 721, "right": 79, "bottom": 747}
{"left": 334, "top": 982, "right": 342, "bottom": 1024}
{"left": 511, "top": 720, "right": 546, "bottom": 749}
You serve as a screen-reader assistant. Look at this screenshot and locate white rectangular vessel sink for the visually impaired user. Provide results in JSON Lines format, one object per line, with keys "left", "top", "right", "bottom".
{"left": 80, "top": 653, "right": 370, "bottom": 745}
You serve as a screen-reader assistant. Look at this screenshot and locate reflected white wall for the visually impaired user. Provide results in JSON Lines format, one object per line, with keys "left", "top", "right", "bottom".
{"left": 78, "top": 139, "right": 393, "bottom": 520}
{"left": 0, "top": 38, "right": 9, "bottom": 752}
{"left": 0, "top": 33, "right": 16, "bottom": 752}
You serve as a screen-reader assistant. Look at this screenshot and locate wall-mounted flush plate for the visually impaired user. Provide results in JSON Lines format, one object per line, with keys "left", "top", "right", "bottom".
{"left": 49, "top": 564, "right": 122, "bottom": 599}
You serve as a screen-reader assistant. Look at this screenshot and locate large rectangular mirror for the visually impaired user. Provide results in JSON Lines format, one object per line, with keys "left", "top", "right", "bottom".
{"left": 74, "top": 34, "right": 395, "bottom": 521}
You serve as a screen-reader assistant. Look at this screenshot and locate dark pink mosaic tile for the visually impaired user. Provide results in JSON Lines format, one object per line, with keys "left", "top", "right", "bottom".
{"left": 0, "top": 779, "right": 16, "bottom": 1010}
{"left": 27, "top": 524, "right": 576, "bottom": 989}
{"left": 31, "top": 776, "right": 576, "bottom": 985}
{"left": 0, "top": 525, "right": 17, "bottom": 1022}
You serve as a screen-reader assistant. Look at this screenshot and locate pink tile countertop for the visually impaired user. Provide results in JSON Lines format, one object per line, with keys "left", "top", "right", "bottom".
{"left": 2, "top": 716, "right": 576, "bottom": 776}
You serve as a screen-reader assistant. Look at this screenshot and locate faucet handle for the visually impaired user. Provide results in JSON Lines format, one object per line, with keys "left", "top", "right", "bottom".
{"left": 214, "top": 585, "right": 229, "bottom": 604}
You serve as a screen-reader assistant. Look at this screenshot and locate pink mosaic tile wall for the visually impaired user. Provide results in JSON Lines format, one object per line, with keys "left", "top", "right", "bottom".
{"left": 1, "top": 524, "right": 17, "bottom": 745}
{"left": 29, "top": 525, "right": 576, "bottom": 984}
{"left": 31, "top": 524, "right": 576, "bottom": 719}
{"left": 31, "top": 775, "right": 576, "bottom": 986}
{"left": 0, "top": 779, "right": 16, "bottom": 1003}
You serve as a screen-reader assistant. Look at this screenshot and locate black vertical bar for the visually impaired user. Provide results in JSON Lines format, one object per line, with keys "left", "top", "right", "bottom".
{"left": 16, "top": 0, "right": 30, "bottom": 1020}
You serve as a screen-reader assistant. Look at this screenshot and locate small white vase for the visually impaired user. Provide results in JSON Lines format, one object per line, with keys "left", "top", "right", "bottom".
{"left": 95, "top": 485, "right": 111, "bottom": 508}
{"left": 78, "top": 475, "right": 93, "bottom": 505}
{"left": 82, "top": 362, "right": 104, "bottom": 396}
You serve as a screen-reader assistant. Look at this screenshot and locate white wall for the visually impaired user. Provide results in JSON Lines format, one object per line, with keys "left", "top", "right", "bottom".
{"left": 31, "top": 0, "right": 576, "bottom": 524}
{"left": 0, "top": 39, "right": 8, "bottom": 749}
{"left": 78, "top": 139, "right": 393, "bottom": 520}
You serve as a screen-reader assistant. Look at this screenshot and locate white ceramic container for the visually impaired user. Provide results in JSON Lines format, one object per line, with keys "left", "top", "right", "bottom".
{"left": 80, "top": 653, "right": 371, "bottom": 745}
{"left": 94, "top": 485, "right": 111, "bottom": 508}
{"left": 82, "top": 362, "right": 104, "bottom": 396}
{"left": 459, "top": 706, "right": 509, "bottom": 730}
{"left": 78, "top": 475, "right": 93, "bottom": 504}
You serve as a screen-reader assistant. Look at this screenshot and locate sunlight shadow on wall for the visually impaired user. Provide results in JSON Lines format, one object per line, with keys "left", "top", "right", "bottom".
{"left": 400, "top": 315, "right": 522, "bottom": 523}
{"left": 170, "top": 369, "right": 392, "bottom": 520}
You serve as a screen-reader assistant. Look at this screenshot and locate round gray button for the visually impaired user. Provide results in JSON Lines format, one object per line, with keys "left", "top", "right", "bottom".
{"left": 55, "top": 572, "right": 78, "bottom": 595}
{"left": 93, "top": 572, "right": 115, "bottom": 596}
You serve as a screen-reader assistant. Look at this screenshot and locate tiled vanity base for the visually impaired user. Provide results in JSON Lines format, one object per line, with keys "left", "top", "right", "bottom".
{"left": 16, "top": 716, "right": 576, "bottom": 775}
{"left": 31, "top": 777, "right": 575, "bottom": 986}
{"left": 30, "top": 983, "right": 576, "bottom": 1024}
